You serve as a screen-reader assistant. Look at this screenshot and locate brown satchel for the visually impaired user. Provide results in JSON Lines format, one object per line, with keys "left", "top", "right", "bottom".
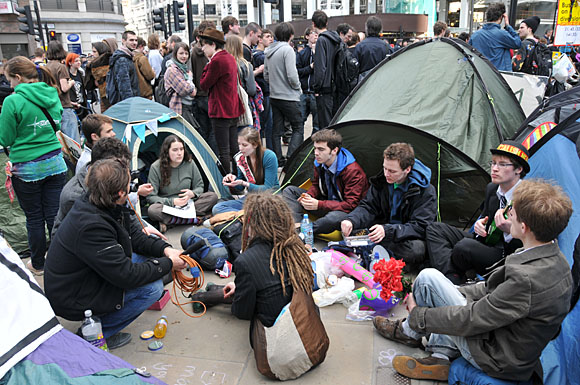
{"left": 250, "top": 289, "right": 330, "bottom": 380}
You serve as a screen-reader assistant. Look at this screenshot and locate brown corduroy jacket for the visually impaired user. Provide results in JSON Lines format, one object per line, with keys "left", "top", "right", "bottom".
{"left": 133, "top": 52, "right": 155, "bottom": 99}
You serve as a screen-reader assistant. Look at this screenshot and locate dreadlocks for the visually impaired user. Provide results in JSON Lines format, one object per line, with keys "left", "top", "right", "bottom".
{"left": 242, "top": 193, "right": 313, "bottom": 295}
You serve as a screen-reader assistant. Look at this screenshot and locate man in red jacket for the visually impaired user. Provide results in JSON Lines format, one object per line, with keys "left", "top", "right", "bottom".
{"left": 282, "top": 129, "right": 369, "bottom": 234}
{"left": 199, "top": 28, "right": 244, "bottom": 173}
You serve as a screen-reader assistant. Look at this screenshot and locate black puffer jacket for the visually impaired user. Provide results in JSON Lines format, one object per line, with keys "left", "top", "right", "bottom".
{"left": 44, "top": 196, "right": 173, "bottom": 320}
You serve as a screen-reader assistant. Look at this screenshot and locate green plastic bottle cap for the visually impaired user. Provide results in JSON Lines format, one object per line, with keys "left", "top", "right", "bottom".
{"left": 148, "top": 340, "right": 164, "bottom": 351}
{"left": 140, "top": 330, "right": 154, "bottom": 340}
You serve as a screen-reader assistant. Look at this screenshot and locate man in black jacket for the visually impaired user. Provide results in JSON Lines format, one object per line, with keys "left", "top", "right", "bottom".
{"left": 45, "top": 158, "right": 186, "bottom": 349}
{"left": 426, "top": 140, "right": 528, "bottom": 284}
{"left": 354, "top": 16, "right": 388, "bottom": 78}
{"left": 296, "top": 27, "right": 319, "bottom": 133}
{"left": 341, "top": 143, "right": 437, "bottom": 267}
{"left": 312, "top": 10, "right": 341, "bottom": 129}
{"left": 106, "top": 30, "right": 140, "bottom": 105}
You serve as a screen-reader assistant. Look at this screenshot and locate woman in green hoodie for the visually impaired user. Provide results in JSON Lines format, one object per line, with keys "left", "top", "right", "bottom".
{"left": 0, "top": 56, "right": 67, "bottom": 275}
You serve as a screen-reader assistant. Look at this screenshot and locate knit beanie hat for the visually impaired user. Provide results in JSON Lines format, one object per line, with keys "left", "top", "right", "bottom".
{"left": 522, "top": 16, "right": 540, "bottom": 33}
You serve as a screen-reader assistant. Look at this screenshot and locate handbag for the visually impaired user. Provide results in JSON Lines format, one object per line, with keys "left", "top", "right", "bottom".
{"left": 236, "top": 66, "right": 253, "bottom": 128}
{"left": 250, "top": 289, "right": 330, "bottom": 380}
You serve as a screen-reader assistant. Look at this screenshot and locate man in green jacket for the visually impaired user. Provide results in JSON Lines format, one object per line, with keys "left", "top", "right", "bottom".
{"left": 374, "top": 180, "right": 573, "bottom": 383}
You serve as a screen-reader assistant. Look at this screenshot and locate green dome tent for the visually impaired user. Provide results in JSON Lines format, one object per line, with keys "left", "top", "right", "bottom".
{"left": 283, "top": 38, "right": 526, "bottom": 226}
{"left": 104, "top": 97, "right": 231, "bottom": 200}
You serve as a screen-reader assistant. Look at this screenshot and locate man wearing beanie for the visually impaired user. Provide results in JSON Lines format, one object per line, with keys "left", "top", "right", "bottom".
{"left": 470, "top": 3, "right": 521, "bottom": 71}
{"left": 512, "top": 16, "right": 548, "bottom": 75}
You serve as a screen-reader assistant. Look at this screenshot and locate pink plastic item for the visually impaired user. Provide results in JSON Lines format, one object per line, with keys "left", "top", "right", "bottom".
{"left": 329, "top": 249, "right": 374, "bottom": 288}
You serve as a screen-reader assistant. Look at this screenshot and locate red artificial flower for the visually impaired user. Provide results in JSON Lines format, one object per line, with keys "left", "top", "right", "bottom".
{"left": 372, "top": 258, "right": 410, "bottom": 302}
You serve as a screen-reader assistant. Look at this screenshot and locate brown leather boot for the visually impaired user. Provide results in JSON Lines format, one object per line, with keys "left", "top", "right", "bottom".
{"left": 392, "top": 354, "right": 450, "bottom": 381}
{"left": 372, "top": 317, "right": 422, "bottom": 348}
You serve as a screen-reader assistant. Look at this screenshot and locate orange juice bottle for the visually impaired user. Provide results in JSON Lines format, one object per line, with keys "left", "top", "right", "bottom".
{"left": 154, "top": 316, "right": 168, "bottom": 338}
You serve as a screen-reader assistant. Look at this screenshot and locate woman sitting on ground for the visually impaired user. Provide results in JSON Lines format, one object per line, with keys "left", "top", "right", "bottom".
{"left": 212, "top": 127, "right": 279, "bottom": 214}
{"left": 223, "top": 193, "right": 314, "bottom": 327}
{"left": 146, "top": 135, "right": 218, "bottom": 231}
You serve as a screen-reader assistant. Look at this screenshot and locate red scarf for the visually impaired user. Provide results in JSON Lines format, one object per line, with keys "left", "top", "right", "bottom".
{"left": 234, "top": 152, "right": 256, "bottom": 184}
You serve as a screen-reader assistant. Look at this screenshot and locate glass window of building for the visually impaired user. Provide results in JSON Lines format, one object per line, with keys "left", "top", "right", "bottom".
{"left": 239, "top": 4, "right": 247, "bottom": 14}
{"left": 205, "top": 4, "right": 216, "bottom": 14}
{"left": 85, "top": 0, "right": 114, "bottom": 12}
{"left": 39, "top": 0, "right": 79, "bottom": 10}
{"left": 192, "top": 4, "right": 199, "bottom": 14}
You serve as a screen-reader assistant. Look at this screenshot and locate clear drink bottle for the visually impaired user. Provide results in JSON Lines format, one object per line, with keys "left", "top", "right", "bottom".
{"left": 81, "top": 310, "right": 109, "bottom": 351}
{"left": 300, "top": 214, "right": 314, "bottom": 247}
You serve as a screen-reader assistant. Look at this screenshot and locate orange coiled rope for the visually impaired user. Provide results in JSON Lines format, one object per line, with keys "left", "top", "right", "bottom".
{"left": 171, "top": 254, "right": 207, "bottom": 318}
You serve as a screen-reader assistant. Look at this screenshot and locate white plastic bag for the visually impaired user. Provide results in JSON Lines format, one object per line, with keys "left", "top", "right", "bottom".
{"left": 553, "top": 55, "right": 575, "bottom": 83}
{"left": 312, "top": 277, "right": 356, "bottom": 307}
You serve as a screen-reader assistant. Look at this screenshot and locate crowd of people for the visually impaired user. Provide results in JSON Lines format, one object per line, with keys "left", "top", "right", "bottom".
{"left": 0, "top": 5, "right": 577, "bottom": 383}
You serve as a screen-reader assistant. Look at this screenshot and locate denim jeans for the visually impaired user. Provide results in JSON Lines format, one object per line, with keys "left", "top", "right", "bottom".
{"left": 259, "top": 96, "right": 273, "bottom": 150}
{"left": 60, "top": 108, "right": 80, "bottom": 143}
{"left": 299, "top": 93, "right": 319, "bottom": 132}
{"left": 12, "top": 172, "right": 66, "bottom": 270}
{"left": 100, "top": 253, "right": 164, "bottom": 339}
{"left": 402, "top": 268, "right": 481, "bottom": 369}
{"left": 212, "top": 196, "right": 245, "bottom": 215}
{"left": 270, "top": 98, "right": 304, "bottom": 161}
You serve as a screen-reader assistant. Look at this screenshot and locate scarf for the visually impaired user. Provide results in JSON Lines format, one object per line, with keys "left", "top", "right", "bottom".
{"left": 234, "top": 152, "right": 256, "bottom": 184}
{"left": 171, "top": 58, "right": 190, "bottom": 81}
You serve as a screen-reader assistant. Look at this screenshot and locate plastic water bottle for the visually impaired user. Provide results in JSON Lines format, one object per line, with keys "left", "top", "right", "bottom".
{"left": 81, "top": 310, "right": 108, "bottom": 351}
{"left": 154, "top": 315, "right": 168, "bottom": 338}
{"left": 300, "top": 214, "right": 314, "bottom": 247}
{"left": 369, "top": 252, "right": 381, "bottom": 274}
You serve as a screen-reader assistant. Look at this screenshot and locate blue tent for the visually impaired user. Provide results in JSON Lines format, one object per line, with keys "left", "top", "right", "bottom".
{"left": 511, "top": 87, "right": 580, "bottom": 385}
{"left": 104, "top": 97, "right": 230, "bottom": 200}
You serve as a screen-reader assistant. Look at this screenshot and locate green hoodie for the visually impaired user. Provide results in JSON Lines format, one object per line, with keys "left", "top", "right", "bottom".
{"left": 0, "top": 82, "right": 63, "bottom": 163}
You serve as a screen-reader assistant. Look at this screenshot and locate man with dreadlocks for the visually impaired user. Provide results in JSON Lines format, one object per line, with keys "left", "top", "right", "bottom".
{"left": 223, "top": 193, "right": 314, "bottom": 327}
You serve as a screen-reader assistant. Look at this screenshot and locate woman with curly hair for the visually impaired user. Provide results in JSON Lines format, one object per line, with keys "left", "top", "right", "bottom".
{"left": 223, "top": 193, "right": 314, "bottom": 327}
{"left": 146, "top": 135, "right": 217, "bottom": 231}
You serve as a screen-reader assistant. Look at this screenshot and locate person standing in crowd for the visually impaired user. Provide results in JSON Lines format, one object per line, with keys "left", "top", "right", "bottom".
{"left": 458, "top": 32, "right": 470, "bottom": 43}
{"left": 265, "top": 22, "right": 303, "bottom": 167}
{"left": 133, "top": 37, "right": 155, "bottom": 100}
{"left": 147, "top": 34, "right": 163, "bottom": 79}
{"left": 199, "top": 28, "right": 244, "bottom": 174}
{"left": 355, "top": 16, "right": 387, "bottom": 80}
{"left": 107, "top": 30, "right": 140, "bottom": 105}
{"left": 32, "top": 48, "right": 46, "bottom": 66}
{"left": 46, "top": 40, "right": 79, "bottom": 142}
{"left": 65, "top": 53, "right": 88, "bottom": 122}
{"left": 45, "top": 158, "right": 187, "bottom": 349}
{"left": 222, "top": 16, "right": 240, "bottom": 38}
{"left": 242, "top": 22, "right": 262, "bottom": 62}
{"left": 85, "top": 39, "right": 117, "bottom": 113}
{"left": 191, "top": 21, "right": 218, "bottom": 154}
{"left": 341, "top": 143, "right": 437, "bottom": 269}
{"left": 146, "top": 135, "right": 218, "bottom": 231}
{"left": 297, "top": 27, "right": 319, "bottom": 133}
{"left": 337, "top": 23, "right": 355, "bottom": 44}
{"left": 226, "top": 35, "right": 256, "bottom": 128}
{"left": 160, "top": 35, "right": 182, "bottom": 79}
{"left": 212, "top": 127, "right": 279, "bottom": 214}
{"left": 0, "top": 57, "right": 67, "bottom": 276}
{"left": 512, "top": 16, "right": 541, "bottom": 74}
{"left": 252, "top": 29, "right": 274, "bottom": 149}
{"left": 283, "top": 129, "right": 368, "bottom": 234}
{"left": 312, "top": 10, "right": 340, "bottom": 129}
{"left": 469, "top": 2, "right": 521, "bottom": 71}
{"left": 433, "top": 21, "right": 447, "bottom": 38}
{"left": 164, "top": 42, "right": 198, "bottom": 129}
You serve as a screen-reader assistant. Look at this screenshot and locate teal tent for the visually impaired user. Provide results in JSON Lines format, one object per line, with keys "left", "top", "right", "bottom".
{"left": 104, "top": 97, "right": 230, "bottom": 200}
{"left": 283, "top": 38, "right": 526, "bottom": 225}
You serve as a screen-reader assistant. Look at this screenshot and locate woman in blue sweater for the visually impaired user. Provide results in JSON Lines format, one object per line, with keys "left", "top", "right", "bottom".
{"left": 212, "top": 127, "right": 279, "bottom": 214}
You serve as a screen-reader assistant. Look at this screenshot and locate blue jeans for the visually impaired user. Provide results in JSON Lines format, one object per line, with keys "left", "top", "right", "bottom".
{"left": 402, "top": 268, "right": 481, "bottom": 369}
{"left": 12, "top": 172, "right": 66, "bottom": 269}
{"left": 260, "top": 96, "right": 273, "bottom": 150}
{"left": 60, "top": 108, "right": 80, "bottom": 143}
{"left": 299, "top": 93, "right": 319, "bottom": 132}
{"left": 100, "top": 253, "right": 164, "bottom": 338}
{"left": 212, "top": 197, "right": 245, "bottom": 215}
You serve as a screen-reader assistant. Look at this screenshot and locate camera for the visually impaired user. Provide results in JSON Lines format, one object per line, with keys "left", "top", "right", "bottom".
{"left": 129, "top": 167, "right": 145, "bottom": 193}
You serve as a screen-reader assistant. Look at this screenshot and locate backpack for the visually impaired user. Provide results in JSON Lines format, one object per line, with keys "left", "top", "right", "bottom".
{"left": 334, "top": 41, "right": 359, "bottom": 96}
{"left": 154, "top": 75, "right": 171, "bottom": 107}
{"left": 523, "top": 40, "right": 552, "bottom": 77}
{"left": 180, "top": 227, "right": 229, "bottom": 270}
{"left": 213, "top": 217, "right": 243, "bottom": 263}
{"left": 105, "top": 65, "right": 119, "bottom": 106}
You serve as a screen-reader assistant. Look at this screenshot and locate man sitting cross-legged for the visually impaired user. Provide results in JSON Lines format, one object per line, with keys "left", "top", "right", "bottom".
{"left": 374, "top": 179, "right": 573, "bottom": 382}
{"left": 282, "top": 129, "right": 368, "bottom": 234}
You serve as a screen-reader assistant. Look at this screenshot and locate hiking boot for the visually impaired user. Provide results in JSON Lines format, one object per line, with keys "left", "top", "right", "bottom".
{"left": 205, "top": 283, "right": 225, "bottom": 292}
{"left": 373, "top": 317, "right": 422, "bottom": 348}
{"left": 392, "top": 354, "right": 450, "bottom": 381}
{"left": 191, "top": 289, "right": 233, "bottom": 308}
{"left": 107, "top": 332, "right": 132, "bottom": 350}
{"left": 26, "top": 260, "right": 44, "bottom": 276}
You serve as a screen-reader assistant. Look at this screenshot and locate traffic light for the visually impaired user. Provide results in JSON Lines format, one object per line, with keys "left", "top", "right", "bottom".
{"left": 172, "top": 1, "right": 186, "bottom": 32}
{"left": 16, "top": 5, "right": 36, "bottom": 37}
{"left": 153, "top": 8, "right": 167, "bottom": 38}
{"left": 49, "top": 31, "right": 57, "bottom": 40}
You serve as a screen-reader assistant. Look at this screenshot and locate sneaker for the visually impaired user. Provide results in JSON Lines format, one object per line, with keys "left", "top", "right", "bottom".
{"left": 372, "top": 317, "right": 422, "bottom": 348}
{"left": 107, "top": 332, "right": 132, "bottom": 350}
{"left": 26, "top": 260, "right": 44, "bottom": 276}
{"left": 392, "top": 354, "right": 450, "bottom": 381}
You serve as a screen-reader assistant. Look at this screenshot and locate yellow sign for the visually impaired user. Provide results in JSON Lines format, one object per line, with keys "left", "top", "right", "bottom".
{"left": 558, "top": 0, "right": 580, "bottom": 26}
